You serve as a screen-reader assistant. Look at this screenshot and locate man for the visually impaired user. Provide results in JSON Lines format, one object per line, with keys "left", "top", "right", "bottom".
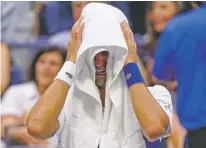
{"left": 26, "top": 15, "right": 172, "bottom": 148}
{"left": 152, "top": 2, "right": 206, "bottom": 148}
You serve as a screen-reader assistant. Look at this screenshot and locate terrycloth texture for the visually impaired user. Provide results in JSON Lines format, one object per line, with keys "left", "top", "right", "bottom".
{"left": 57, "top": 3, "right": 172, "bottom": 148}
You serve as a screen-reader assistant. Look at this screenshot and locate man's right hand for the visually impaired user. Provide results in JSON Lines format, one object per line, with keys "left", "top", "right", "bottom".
{"left": 67, "top": 16, "right": 84, "bottom": 64}
{"left": 27, "top": 17, "right": 84, "bottom": 140}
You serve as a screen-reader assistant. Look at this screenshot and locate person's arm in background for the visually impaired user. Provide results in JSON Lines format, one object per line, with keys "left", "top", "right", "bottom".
{"left": 1, "top": 116, "right": 23, "bottom": 139}
{"left": 26, "top": 17, "right": 84, "bottom": 140}
{"left": 1, "top": 43, "right": 10, "bottom": 95}
{"left": 6, "top": 125, "right": 48, "bottom": 146}
{"left": 1, "top": 86, "right": 47, "bottom": 146}
{"left": 33, "top": 2, "right": 43, "bottom": 37}
{"left": 167, "top": 112, "right": 187, "bottom": 148}
{"left": 145, "top": 58, "right": 177, "bottom": 90}
{"left": 2, "top": 116, "right": 48, "bottom": 146}
{"left": 1, "top": 85, "right": 25, "bottom": 139}
{"left": 121, "top": 22, "right": 171, "bottom": 142}
{"left": 152, "top": 77, "right": 177, "bottom": 92}
{"left": 1, "top": 98, "right": 47, "bottom": 146}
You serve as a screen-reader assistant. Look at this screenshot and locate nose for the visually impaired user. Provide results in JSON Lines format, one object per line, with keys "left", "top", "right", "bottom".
{"left": 43, "top": 61, "right": 50, "bottom": 68}
{"left": 41, "top": 61, "right": 52, "bottom": 73}
{"left": 95, "top": 53, "right": 105, "bottom": 68}
{"left": 151, "top": 8, "right": 162, "bottom": 21}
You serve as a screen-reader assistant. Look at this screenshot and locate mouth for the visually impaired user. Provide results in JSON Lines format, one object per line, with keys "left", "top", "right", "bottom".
{"left": 96, "top": 69, "right": 106, "bottom": 79}
{"left": 96, "top": 69, "right": 106, "bottom": 74}
{"left": 153, "top": 20, "right": 165, "bottom": 26}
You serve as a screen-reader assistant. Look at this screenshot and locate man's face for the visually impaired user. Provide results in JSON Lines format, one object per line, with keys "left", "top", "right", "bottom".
{"left": 94, "top": 51, "right": 109, "bottom": 88}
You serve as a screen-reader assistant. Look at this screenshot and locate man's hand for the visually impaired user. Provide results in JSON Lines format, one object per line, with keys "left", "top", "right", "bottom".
{"left": 120, "top": 21, "right": 150, "bottom": 84}
{"left": 67, "top": 16, "right": 84, "bottom": 64}
{"left": 120, "top": 21, "right": 139, "bottom": 65}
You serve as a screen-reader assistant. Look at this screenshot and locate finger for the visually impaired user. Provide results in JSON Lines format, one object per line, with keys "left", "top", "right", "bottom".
{"left": 124, "top": 24, "right": 136, "bottom": 52}
{"left": 121, "top": 22, "right": 137, "bottom": 51}
{"left": 75, "top": 16, "right": 83, "bottom": 28}
{"left": 120, "top": 21, "right": 126, "bottom": 29}
{"left": 72, "top": 16, "right": 83, "bottom": 35}
{"left": 121, "top": 22, "right": 130, "bottom": 43}
{"left": 75, "top": 23, "right": 84, "bottom": 44}
{"left": 68, "top": 38, "right": 72, "bottom": 46}
{"left": 72, "top": 23, "right": 83, "bottom": 41}
{"left": 121, "top": 21, "right": 128, "bottom": 37}
{"left": 120, "top": 21, "right": 127, "bottom": 36}
{"left": 123, "top": 22, "right": 132, "bottom": 41}
{"left": 67, "top": 38, "right": 73, "bottom": 50}
{"left": 124, "top": 24, "right": 134, "bottom": 49}
{"left": 128, "top": 28, "right": 137, "bottom": 50}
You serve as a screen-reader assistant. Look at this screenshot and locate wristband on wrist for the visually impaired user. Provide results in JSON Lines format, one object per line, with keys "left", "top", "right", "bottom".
{"left": 54, "top": 61, "right": 76, "bottom": 86}
{"left": 123, "top": 62, "right": 145, "bottom": 88}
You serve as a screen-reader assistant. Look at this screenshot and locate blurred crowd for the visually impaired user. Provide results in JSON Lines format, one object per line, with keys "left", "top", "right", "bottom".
{"left": 0, "top": 1, "right": 202, "bottom": 148}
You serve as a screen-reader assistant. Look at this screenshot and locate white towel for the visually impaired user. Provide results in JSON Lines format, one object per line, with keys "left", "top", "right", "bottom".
{"left": 57, "top": 3, "right": 172, "bottom": 148}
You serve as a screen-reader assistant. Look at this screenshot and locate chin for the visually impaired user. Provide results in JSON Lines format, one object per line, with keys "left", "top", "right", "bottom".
{"left": 154, "top": 25, "right": 165, "bottom": 33}
{"left": 39, "top": 79, "right": 53, "bottom": 87}
{"left": 95, "top": 79, "right": 106, "bottom": 88}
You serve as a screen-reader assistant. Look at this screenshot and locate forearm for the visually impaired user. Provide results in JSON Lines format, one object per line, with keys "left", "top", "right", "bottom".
{"left": 33, "top": 2, "right": 43, "bottom": 37}
{"left": 120, "top": 21, "right": 170, "bottom": 140}
{"left": 33, "top": 15, "right": 40, "bottom": 37}
{"left": 129, "top": 83, "right": 169, "bottom": 141}
{"left": 27, "top": 80, "right": 70, "bottom": 139}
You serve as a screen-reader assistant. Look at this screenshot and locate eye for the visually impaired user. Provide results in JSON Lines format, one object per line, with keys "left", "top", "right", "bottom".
{"left": 160, "top": 4, "right": 168, "bottom": 10}
{"left": 102, "top": 51, "right": 109, "bottom": 57}
{"left": 50, "top": 61, "right": 60, "bottom": 66}
{"left": 38, "top": 59, "right": 45, "bottom": 64}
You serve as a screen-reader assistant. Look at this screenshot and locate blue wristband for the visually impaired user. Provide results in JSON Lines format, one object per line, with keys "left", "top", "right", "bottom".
{"left": 123, "top": 63, "right": 145, "bottom": 88}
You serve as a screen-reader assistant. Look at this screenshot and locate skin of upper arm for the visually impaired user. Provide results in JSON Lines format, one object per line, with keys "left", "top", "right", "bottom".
{"left": 129, "top": 83, "right": 171, "bottom": 141}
